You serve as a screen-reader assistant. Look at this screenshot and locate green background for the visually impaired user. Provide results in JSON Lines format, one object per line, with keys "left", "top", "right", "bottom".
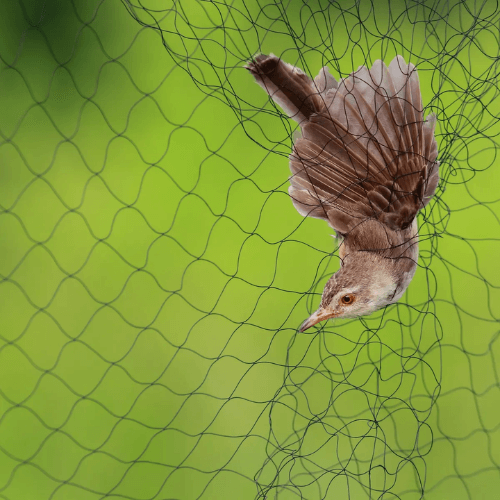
{"left": 0, "top": 0, "right": 499, "bottom": 498}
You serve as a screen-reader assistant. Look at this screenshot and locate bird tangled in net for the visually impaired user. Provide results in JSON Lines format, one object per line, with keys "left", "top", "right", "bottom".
{"left": 246, "top": 54, "right": 439, "bottom": 331}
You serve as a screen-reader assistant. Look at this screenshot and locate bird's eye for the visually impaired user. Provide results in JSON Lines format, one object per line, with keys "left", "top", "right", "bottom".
{"left": 340, "top": 294, "right": 355, "bottom": 305}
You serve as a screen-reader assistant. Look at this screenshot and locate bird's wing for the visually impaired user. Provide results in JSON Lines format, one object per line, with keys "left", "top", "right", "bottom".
{"left": 246, "top": 54, "right": 439, "bottom": 235}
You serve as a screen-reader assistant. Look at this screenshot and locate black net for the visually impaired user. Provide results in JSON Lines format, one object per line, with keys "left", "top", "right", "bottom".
{"left": 0, "top": 0, "right": 499, "bottom": 498}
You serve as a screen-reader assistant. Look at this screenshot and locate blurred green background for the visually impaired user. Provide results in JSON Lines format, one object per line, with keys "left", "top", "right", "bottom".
{"left": 0, "top": 0, "right": 499, "bottom": 498}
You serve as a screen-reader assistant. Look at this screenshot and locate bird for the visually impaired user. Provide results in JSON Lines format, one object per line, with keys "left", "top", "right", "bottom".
{"left": 245, "top": 54, "right": 439, "bottom": 332}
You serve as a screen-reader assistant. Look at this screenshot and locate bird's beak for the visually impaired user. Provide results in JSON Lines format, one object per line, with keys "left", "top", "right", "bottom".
{"left": 299, "top": 308, "right": 336, "bottom": 332}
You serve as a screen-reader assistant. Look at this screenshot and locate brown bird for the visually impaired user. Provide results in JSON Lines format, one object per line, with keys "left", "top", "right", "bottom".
{"left": 245, "top": 54, "right": 439, "bottom": 332}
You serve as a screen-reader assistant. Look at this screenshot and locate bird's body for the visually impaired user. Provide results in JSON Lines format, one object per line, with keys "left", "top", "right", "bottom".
{"left": 246, "top": 54, "right": 439, "bottom": 331}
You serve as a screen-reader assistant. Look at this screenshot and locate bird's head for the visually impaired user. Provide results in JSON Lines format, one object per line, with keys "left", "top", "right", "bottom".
{"left": 300, "top": 252, "right": 404, "bottom": 332}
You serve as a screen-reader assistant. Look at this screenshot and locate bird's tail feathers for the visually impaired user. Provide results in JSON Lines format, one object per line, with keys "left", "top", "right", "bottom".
{"left": 245, "top": 54, "right": 337, "bottom": 124}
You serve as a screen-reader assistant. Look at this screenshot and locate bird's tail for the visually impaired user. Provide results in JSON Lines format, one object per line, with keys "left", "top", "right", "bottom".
{"left": 245, "top": 54, "right": 337, "bottom": 124}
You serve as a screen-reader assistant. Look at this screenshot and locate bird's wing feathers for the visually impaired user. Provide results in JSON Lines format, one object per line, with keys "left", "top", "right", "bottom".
{"left": 247, "top": 54, "right": 439, "bottom": 234}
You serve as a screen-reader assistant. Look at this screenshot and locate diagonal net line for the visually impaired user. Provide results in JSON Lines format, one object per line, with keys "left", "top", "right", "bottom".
{"left": 0, "top": 0, "right": 498, "bottom": 499}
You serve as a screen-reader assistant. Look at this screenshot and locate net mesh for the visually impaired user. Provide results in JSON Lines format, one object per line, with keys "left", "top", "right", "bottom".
{"left": 0, "top": 0, "right": 499, "bottom": 498}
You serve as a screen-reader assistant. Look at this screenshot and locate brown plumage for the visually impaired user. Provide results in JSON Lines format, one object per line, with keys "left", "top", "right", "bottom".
{"left": 245, "top": 54, "right": 439, "bottom": 331}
